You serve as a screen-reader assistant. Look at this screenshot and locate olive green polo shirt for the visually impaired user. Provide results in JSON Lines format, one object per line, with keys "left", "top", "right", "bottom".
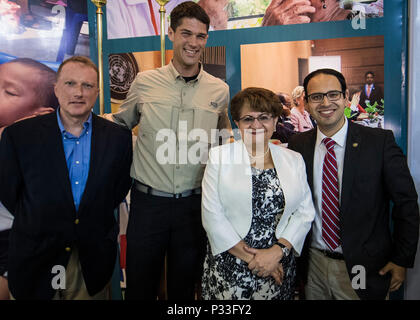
{"left": 112, "top": 61, "right": 230, "bottom": 194}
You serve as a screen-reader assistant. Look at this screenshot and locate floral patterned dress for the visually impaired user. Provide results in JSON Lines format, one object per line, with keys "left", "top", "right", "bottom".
{"left": 202, "top": 167, "right": 296, "bottom": 300}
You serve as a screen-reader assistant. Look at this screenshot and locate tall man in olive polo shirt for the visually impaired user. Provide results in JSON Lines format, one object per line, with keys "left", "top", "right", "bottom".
{"left": 109, "top": 2, "right": 230, "bottom": 299}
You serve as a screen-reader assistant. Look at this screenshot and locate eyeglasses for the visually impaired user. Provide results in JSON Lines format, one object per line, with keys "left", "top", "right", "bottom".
{"left": 307, "top": 90, "right": 344, "bottom": 103}
{"left": 238, "top": 114, "right": 273, "bottom": 125}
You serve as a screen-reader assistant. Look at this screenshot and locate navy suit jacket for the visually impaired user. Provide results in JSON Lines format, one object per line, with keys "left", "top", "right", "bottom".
{"left": 359, "top": 84, "right": 383, "bottom": 109}
{"left": 0, "top": 112, "right": 132, "bottom": 299}
{"left": 288, "top": 121, "right": 419, "bottom": 300}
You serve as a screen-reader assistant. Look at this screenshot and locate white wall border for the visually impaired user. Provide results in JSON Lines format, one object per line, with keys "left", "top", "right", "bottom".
{"left": 405, "top": 0, "right": 420, "bottom": 300}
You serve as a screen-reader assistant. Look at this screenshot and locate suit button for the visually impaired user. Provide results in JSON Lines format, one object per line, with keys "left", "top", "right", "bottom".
{"left": 65, "top": 247, "right": 71, "bottom": 252}
{"left": 74, "top": 219, "right": 79, "bottom": 225}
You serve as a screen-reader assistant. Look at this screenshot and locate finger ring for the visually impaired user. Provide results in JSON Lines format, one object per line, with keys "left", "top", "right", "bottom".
{"left": 252, "top": 269, "right": 259, "bottom": 275}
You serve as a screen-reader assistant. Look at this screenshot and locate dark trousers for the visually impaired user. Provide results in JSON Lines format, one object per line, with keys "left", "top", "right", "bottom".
{"left": 0, "top": 229, "right": 10, "bottom": 276}
{"left": 125, "top": 187, "right": 206, "bottom": 300}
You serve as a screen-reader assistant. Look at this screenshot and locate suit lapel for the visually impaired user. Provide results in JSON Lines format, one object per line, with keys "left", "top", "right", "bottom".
{"left": 340, "top": 122, "right": 362, "bottom": 219}
{"left": 41, "top": 113, "right": 75, "bottom": 209}
{"left": 302, "top": 130, "right": 317, "bottom": 193}
{"left": 78, "top": 114, "right": 108, "bottom": 214}
{"left": 297, "top": 130, "right": 317, "bottom": 246}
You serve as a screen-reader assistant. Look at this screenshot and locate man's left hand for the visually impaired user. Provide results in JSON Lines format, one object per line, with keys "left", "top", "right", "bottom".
{"left": 379, "top": 262, "right": 406, "bottom": 292}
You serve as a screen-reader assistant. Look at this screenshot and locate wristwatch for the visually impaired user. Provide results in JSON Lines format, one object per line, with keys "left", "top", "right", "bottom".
{"left": 274, "top": 242, "right": 290, "bottom": 262}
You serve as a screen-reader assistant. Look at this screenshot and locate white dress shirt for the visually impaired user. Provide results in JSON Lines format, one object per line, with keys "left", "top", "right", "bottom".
{"left": 0, "top": 201, "right": 13, "bottom": 232}
{"left": 365, "top": 84, "right": 373, "bottom": 98}
{"left": 311, "top": 118, "right": 348, "bottom": 253}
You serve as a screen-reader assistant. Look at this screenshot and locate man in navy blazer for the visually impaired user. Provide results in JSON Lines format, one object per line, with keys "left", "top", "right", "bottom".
{"left": 359, "top": 71, "right": 383, "bottom": 110}
{"left": 0, "top": 56, "right": 132, "bottom": 299}
{"left": 288, "top": 68, "right": 418, "bottom": 300}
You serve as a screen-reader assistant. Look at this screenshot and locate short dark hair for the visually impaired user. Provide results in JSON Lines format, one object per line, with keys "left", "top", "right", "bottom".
{"left": 303, "top": 68, "right": 347, "bottom": 101}
{"left": 365, "top": 71, "right": 375, "bottom": 78}
{"left": 57, "top": 56, "right": 99, "bottom": 85}
{"left": 170, "top": 1, "right": 210, "bottom": 32}
{"left": 8, "top": 58, "right": 58, "bottom": 108}
{"left": 230, "top": 87, "right": 283, "bottom": 121}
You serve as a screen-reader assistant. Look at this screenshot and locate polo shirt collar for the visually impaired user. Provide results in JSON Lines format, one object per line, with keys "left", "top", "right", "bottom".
{"left": 168, "top": 60, "right": 203, "bottom": 83}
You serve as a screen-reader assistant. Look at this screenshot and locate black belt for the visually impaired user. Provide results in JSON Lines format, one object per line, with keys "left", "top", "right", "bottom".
{"left": 314, "top": 248, "right": 344, "bottom": 260}
{"left": 134, "top": 181, "right": 201, "bottom": 199}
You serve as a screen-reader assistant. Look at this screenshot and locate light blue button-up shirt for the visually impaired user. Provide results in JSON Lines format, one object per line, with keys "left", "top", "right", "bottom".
{"left": 57, "top": 109, "right": 92, "bottom": 211}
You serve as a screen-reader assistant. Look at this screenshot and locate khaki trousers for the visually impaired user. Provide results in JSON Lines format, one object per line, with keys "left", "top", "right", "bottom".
{"left": 11, "top": 248, "right": 110, "bottom": 300}
{"left": 305, "top": 248, "right": 360, "bottom": 300}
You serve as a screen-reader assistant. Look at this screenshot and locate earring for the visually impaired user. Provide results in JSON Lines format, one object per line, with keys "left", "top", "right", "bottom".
{"left": 321, "top": 0, "right": 327, "bottom": 9}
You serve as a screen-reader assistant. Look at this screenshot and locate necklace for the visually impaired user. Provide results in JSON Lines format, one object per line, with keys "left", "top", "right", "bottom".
{"left": 248, "top": 146, "right": 270, "bottom": 159}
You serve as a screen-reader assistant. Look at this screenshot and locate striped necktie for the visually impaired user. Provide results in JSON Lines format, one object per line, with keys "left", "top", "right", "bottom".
{"left": 321, "top": 138, "right": 341, "bottom": 251}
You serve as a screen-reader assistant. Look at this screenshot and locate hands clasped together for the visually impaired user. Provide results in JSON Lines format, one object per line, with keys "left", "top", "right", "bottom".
{"left": 244, "top": 245, "right": 285, "bottom": 285}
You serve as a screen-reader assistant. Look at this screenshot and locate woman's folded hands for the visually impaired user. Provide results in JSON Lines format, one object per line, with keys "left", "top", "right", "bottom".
{"left": 244, "top": 245, "right": 284, "bottom": 284}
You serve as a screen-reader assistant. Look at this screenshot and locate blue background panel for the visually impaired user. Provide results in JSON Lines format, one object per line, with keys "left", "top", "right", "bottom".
{"left": 88, "top": 0, "right": 408, "bottom": 300}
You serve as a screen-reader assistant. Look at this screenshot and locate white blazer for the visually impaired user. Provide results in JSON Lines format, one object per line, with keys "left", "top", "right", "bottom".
{"left": 202, "top": 140, "right": 315, "bottom": 256}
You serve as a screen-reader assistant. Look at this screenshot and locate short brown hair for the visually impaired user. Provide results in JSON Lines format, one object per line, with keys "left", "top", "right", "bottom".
{"left": 170, "top": 1, "right": 210, "bottom": 32}
{"left": 57, "top": 56, "right": 99, "bottom": 85}
{"left": 230, "top": 87, "right": 283, "bottom": 121}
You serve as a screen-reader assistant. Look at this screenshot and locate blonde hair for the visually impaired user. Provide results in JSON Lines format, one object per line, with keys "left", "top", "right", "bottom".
{"left": 291, "top": 86, "right": 305, "bottom": 106}
{"left": 57, "top": 56, "right": 99, "bottom": 85}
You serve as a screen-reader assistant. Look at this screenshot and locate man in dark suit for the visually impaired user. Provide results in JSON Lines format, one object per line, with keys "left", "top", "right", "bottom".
{"left": 0, "top": 56, "right": 132, "bottom": 300}
{"left": 288, "top": 68, "right": 419, "bottom": 300}
{"left": 359, "top": 71, "right": 383, "bottom": 109}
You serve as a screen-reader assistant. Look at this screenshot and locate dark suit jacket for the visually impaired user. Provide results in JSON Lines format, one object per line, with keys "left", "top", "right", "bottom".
{"left": 0, "top": 112, "right": 133, "bottom": 299}
{"left": 359, "top": 84, "right": 383, "bottom": 109}
{"left": 288, "top": 121, "right": 419, "bottom": 300}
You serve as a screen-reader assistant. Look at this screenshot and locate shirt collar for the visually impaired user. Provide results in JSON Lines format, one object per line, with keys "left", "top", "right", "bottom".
{"left": 316, "top": 117, "right": 348, "bottom": 148}
{"left": 56, "top": 108, "right": 92, "bottom": 136}
{"left": 168, "top": 60, "right": 203, "bottom": 83}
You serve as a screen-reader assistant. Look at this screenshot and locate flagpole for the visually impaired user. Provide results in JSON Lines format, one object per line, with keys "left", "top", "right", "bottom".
{"left": 153, "top": 1, "right": 170, "bottom": 300}
{"left": 91, "top": 0, "right": 106, "bottom": 115}
{"left": 155, "top": 0, "right": 170, "bottom": 66}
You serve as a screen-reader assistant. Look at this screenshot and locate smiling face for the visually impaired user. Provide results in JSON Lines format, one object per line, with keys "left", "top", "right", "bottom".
{"left": 234, "top": 103, "right": 278, "bottom": 149}
{"left": 305, "top": 73, "right": 348, "bottom": 137}
{"left": 0, "top": 62, "right": 42, "bottom": 128}
{"left": 54, "top": 62, "right": 98, "bottom": 122}
{"left": 168, "top": 17, "right": 208, "bottom": 76}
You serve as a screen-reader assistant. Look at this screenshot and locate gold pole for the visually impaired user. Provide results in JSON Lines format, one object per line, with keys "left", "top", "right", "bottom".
{"left": 154, "top": 2, "right": 169, "bottom": 300}
{"left": 155, "top": 0, "right": 170, "bottom": 66}
{"left": 91, "top": 0, "right": 106, "bottom": 115}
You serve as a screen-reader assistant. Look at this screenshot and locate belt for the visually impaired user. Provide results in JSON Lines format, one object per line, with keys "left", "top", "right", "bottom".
{"left": 314, "top": 248, "right": 344, "bottom": 260}
{"left": 134, "top": 181, "right": 201, "bottom": 199}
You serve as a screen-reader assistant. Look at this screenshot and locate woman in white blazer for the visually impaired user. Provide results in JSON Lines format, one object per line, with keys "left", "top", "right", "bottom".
{"left": 201, "top": 87, "right": 315, "bottom": 300}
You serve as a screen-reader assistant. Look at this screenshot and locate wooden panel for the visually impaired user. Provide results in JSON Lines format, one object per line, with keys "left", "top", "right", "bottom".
{"left": 342, "top": 66, "right": 384, "bottom": 85}
{"left": 311, "top": 36, "right": 384, "bottom": 99}
{"left": 201, "top": 46, "right": 226, "bottom": 65}
{"left": 313, "top": 48, "right": 384, "bottom": 67}
{"left": 313, "top": 36, "right": 384, "bottom": 52}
